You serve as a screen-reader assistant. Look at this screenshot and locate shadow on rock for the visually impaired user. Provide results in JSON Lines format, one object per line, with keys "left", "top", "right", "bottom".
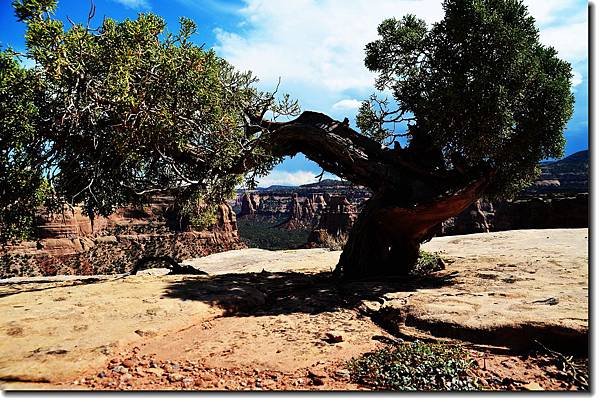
{"left": 162, "top": 270, "right": 457, "bottom": 317}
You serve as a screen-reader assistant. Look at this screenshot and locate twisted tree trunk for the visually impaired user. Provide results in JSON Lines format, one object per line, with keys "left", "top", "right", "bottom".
{"left": 240, "top": 111, "right": 493, "bottom": 280}
{"left": 334, "top": 177, "right": 490, "bottom": 279}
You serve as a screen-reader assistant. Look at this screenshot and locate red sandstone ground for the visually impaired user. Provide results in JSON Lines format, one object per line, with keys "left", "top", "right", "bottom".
{"left": 0, "top": 229, "right": 589, "bottom": 392}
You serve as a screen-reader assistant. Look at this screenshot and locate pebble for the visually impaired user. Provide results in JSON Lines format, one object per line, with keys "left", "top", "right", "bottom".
{"left": 120, "top": 373, "right": 133, "bottom": 382}
{"left": 146, "top": 367, "right": 164, "bottom": 377}
{"left": 324, "top": 331, "right": 343, "bottom": 343}
{"left": 335, "top": 369, "right": 351, "bottom": 379}
{"left": 112, "top": 365, "right": 128, "bottom": 374}
{"left": 521, "top": 382, "right": 544, "bottom": 391}
{"left": 122, "top": 359, "right": 135, "bottom": 368}
{"left": 168, "top": 373, "right": 185, "bottom": 382}
{"left": 311, "top": 377, "right": 325, "bottom": 386}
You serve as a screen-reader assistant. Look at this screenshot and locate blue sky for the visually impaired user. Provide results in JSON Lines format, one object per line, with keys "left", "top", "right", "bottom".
{"left": 0, "top": 0, "right": 589, "bottom": 186}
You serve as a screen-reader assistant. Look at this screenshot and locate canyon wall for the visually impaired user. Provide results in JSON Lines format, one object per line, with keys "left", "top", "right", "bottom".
{"left": 0, "top": 203, "right": 245, "bottom": 279}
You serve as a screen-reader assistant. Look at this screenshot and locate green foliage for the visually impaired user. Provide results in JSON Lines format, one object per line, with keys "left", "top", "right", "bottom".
{"left": 0, "top": 50, "right": 49, "bottom": 241}
{"left": 12, "top": 0, "right": 56, "bottom": 21}
{"left": 318, "top": 232, "right": 348, "bottom": 251}
{"left": 359, "top": 0, "right": 574, "bottom": 198}
{"left": 413, "top": 250, "right": 444, "bottom": 275}
{"left": 237, "top": 215, "right": 311, "bottom": 250}
{"left": 175, "top": 194, "right": 219, "bottom": 231}
{"left": 1, "top": 0, "right": 296, "bottom": 240}
{"left": 348, "top": 341, "right": 480, "bottom": 391}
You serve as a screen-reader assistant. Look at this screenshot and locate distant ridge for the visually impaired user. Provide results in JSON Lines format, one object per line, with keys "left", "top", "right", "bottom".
{"left": 299, "top": 179, "right": 352, "bottom": 188}
{"left": 532, "top": 150, "right": 588, "bottom": 193}
{"left": 239, "top": 150, "right": 588, "bottom": 195}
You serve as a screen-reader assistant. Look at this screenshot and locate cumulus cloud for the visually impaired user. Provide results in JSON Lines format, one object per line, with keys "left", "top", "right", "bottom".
{"left": 572, "top": 70, "right": 583, "bottom": 89}
{"left": 539, "top": 17, "right": 587, "bottom": 65}
{"left": 215, "top": 1, "right": 446, "bottom": 94}
{"left": 256, "top": 170, "right": 337, "bottom": 187}
{"left": 523, "top": 0, "right": 578, "bottom": 26}
{"left": 111, "top": 0, "right": 151, "bottom": 10}
{"left": 215, "top": 0, "right": 586, "bottom": 97}
{"left": 332, "top": 99, "right": 362, "bottom": 111}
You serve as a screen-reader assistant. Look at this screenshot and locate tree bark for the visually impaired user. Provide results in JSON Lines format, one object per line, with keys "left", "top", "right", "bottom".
{"left": 244, "top": 111, "right": 494, "bottom": 280}
{"left": 334, "top": 176, "right": 490, "bottom": 279}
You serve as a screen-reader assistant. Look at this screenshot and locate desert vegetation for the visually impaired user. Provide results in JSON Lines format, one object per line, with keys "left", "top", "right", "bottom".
{"left": 1, "top": 0, "right": 574, "bottom": 280}
{"left": 0, "top": 0, "right": 587, "bottom": 393}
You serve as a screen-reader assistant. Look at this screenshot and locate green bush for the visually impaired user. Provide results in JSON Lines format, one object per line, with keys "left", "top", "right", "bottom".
{"left": 318, "top": 232, "right": 349, "bottom": 251}
{"left": 347, "top": 341, "right": 480, "bottom": 391}
{"left": 413, "top": 250, "right": 444, "bottom": 276}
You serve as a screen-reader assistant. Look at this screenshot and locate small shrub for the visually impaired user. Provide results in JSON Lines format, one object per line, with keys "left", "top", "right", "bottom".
{"left": 413, "top": 250, "right": 444, "bottom": 276}
{"left": 347, "top": 341, "right": 480, "bottom": 391}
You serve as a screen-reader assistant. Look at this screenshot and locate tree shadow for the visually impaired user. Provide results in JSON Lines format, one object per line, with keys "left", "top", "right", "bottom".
{"left": 162, "top": 269, "right": 458, "bottom": 317}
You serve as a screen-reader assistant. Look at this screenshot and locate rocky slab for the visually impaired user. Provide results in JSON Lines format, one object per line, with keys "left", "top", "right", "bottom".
{"left": 0, "top": 229, "right": 588, "bottom": 390}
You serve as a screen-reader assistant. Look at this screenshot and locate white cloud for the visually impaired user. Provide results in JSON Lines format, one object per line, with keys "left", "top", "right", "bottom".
{"left": 522, "top": 0, "right": 576, "bottom": 26}
{"left": 174, "top": 0, "right": 239, "bottom": 14}
{"left": 572, "top": 70, "right": 583, "bottom": 89}
{"left": 215, "top": 0, "right": 587, "bottom": 113}
{"left": 111, "top": 0, "right": 151, "bottom": 10}
{"left": 539, "top": 16, "right": 587, "bottom": 65}
{"left": 215, "top": 0, "right": 445, "bottom": 96}
{"left": 256, "top": 170, "right": 337, "bottom": 187}
{"left": 332, "top": 99, "right": 362, "bottom": 111}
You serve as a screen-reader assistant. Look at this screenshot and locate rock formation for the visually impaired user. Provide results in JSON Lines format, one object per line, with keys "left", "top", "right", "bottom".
{"left": 312, "top": 194, "right": 327, "bottom": 212}
{"left": 307, "top": 195, "right": 358, "bottom": 245}
{"left": 278, "top": 193, "right": 318, "bottom": 229}
{"left": 439, "top": 199, "right": 493, "bottom": 236}
{"left": 494, "top": 193, "right": 588, "bottom": 230}
{"left": 0, "top": 203, "right": 245, "bottom": 278}
{"left": 239, "top": 193, "right": 261, "bottom": 216}
{"left": 289, "top": 193, "right": 303, "bottom": 222}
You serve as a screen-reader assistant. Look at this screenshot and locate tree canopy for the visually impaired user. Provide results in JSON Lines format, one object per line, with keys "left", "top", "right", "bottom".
{"left": 358, "top": 0, "right": 573, "bottom": 197}
{"left": 1, "top": 0, "right": 298, "bottom": 239}
{"left": 1, "top": 0, "right": 575, "bottom": 274}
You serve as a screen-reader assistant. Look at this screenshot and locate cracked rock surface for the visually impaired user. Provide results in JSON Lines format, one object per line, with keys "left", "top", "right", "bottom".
{"left": 0, "top": 229, "right": 588, "bottom": 390}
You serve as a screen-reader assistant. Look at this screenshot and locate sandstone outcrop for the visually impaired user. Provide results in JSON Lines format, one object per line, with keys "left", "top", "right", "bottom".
{"left": 439, "top": 199, "right": 493, "bottom": 236}
{"left": 239, "top": 193, "right": 261, "bottom": 216}
{"left": 307, "top": 196, "right": 358, "bottom": 245}
{"left": 279, "top": 194, "right": 319, "bottom": 229}
{"left": 493, "top": 193, "right": 588, "bottom": 230}
{"left": 0, "top": 203, "right": 245, "bottom": 279}
{"left": 0, "top": 229, "right": 588, "bottom": 390}
{"left": 439, "top": 193, "right": 588, "bottom": 236}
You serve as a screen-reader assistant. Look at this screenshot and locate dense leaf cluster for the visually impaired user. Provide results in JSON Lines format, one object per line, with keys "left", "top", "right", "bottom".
{"left": 358, "top": 0, "right": 574, "bottom": 197}
{"left": 0, "top": 51, "right": 49, "bottom": 241}
{"left": 1, "top": 0, "right": 297, "bottom": 239}
{"left": 348, "top": 341, "right": 480, "bottom": 391}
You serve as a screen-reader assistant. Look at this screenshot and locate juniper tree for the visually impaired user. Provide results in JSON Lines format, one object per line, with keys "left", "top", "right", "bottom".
{"left": 243, "top": 0, "right": 573, "bottom": 278}
{"left": 1, "top": 0, "right": 574, "bottom": 279}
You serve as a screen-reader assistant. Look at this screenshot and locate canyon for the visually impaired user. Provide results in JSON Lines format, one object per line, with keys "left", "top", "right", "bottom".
{"left": 233, "top": 151, "right": 589, "bottom": 248}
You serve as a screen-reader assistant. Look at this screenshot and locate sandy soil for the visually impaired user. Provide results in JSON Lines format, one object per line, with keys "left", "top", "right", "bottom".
{"left": 0, "top": 229, "right": 588, "bottom": 391}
